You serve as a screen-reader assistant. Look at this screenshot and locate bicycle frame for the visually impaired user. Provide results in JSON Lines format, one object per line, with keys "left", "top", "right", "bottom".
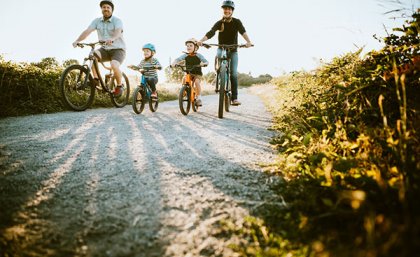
{"left": 139, "top": 75, "right": 153, "bottom": 99}
{"left": 215, "top": 48, "right": 231, "bottom": 93}
{"left": 202, "top": 43, "right": 252, "bottom": 118}
{"left": 81, "top": 43, "right": 113, "bottom": 93}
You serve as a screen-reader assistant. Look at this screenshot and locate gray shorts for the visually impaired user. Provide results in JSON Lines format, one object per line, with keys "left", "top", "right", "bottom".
{"left": 96, "top": 48, "right": 126, "bottom": 64}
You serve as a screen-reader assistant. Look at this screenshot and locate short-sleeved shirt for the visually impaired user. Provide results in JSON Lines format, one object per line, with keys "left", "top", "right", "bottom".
{"left": 88, "top": 16, "right": 126, "bottom": 50}
{"left": 138, "top": 58, "right": 161, "bottom": 78}
{"left": 205, "top": 17, "right": 246, "bottom": 51}
{"left": 174, "top": 53, "right": 208, "bottom": 76}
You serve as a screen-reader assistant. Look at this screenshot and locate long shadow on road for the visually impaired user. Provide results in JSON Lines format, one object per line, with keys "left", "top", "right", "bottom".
{"left": 0, "top": 101, "right": 283, "bottom": 257}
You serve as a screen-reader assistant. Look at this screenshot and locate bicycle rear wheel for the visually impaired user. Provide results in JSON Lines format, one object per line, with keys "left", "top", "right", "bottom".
{"left": 60, "top": 64, "right": 95, "bottom": 111}
{"left": 110, "top": 72, "right": 130, "bottom": 108}
{"left": 132, "top": 86, "right": 146, "bottom": 114}
{"left": 179, "top": 84, "right": 191, "bottom": 115}
{"left": 218, "top": 65, "right": 227, "bottom": 118}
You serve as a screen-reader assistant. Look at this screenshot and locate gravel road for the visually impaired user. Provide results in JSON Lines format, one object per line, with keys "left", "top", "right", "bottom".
{"left": 0, "top": 88, "right": 282, "bottom": 257}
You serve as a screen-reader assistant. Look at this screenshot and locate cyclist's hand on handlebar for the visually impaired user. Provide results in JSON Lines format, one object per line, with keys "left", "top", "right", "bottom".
{"left": 104, "top": 39, "right": 114, "bottom": 46}
{"left": 245, "top": 42, "right": 254, "bottom": 48}
{"left": 154, "top": 65, "right": 162, "bottom": 70}
{"left": 72, "top": 41, "right": 80, "bottom": 48}
{"left": 200, "top": 62, "right": 208, "bottom": 67}
{"left": 127, "top": 65, "right": 137, "bottom": 70}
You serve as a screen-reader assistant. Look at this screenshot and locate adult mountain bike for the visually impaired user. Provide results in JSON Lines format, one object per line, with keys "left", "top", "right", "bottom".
{"left": 203, "top": 43, "right": 252, "bottom": 118}
{"left": 175, "top": 64, "right": 206, "bottom": 115}
{"left": 60, "top": 41, "right": 130, "bottom": 111}
{"left": 128, "top": 66, "right": 160, "bottom": 114}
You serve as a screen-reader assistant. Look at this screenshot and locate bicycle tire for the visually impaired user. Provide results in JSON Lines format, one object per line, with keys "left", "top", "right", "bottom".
{"left": 225, "top": 91, "right": 230, "bottom": 112}
{"left": 60, "top": 64, "right": 95, "bottom": 111}
{"left": 110, "top": 72, "right": 130, "bottom": 108}
{"left": 192, "top": 90, "right": 198, "bottom": 112}
{"left": 149, "top": 91, "right": 159, "bottom": 112}
{"left": 179, "top": 84, "right": 191, "bottom": 115}
{"left": 132, "top": 86, "right": 146, "bottom": 114}
{"left": 218, "top": 65, "right": 227, "bottom": 118}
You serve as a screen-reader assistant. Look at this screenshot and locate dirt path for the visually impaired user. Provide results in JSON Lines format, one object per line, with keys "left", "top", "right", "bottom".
{"left": 0, "top": 88, "right": 281, "bottom": 257}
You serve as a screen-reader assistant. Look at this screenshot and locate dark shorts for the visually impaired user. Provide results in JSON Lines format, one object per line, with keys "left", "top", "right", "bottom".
{"left": 96, "top": 48, "right": 126, "bottom": 63}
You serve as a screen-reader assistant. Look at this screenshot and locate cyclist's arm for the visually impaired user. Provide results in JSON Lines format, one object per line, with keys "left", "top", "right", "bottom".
{"left": 198, "top": 20, "right": 221, "bottom": 45}
{"left": 107, "top": 28, "right": 123, "bottom": 45}
{"left": 171, "top": 54, "right": 187, "bottom": 67}
{"left": 241, "top": 32, "right": 253, "bottom": 47}
{"left": 73, "top": 28, "right": 95, "bottom": 47}
{"left": 153, "top": 58, "right": 162, "bottom": 70}
{"left": 197, "top": 53, "right": 209, "bottom": 66}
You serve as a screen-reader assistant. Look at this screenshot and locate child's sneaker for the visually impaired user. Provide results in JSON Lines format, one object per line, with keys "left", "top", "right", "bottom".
{"left": 196, "top": 99, "right": 202, "bottom": 106}
{"left": 113, "top": 85, "right": 124, "bottom": 97}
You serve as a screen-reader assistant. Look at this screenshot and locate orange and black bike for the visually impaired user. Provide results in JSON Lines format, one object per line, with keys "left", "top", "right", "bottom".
{"left": 60, "top": 41, "right": 130, "bottom": 111}
{"left": 175, "top": 64, "right": 207, "bottom": 115}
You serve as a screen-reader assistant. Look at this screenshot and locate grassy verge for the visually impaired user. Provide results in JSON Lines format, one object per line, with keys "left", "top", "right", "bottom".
{"left": 221, "top": 10, "right": 420, "bottom": 257}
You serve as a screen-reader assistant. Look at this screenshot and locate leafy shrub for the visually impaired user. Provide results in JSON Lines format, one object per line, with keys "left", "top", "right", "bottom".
{"left": 229, "top": 9, "right": 420, "bottom": 257}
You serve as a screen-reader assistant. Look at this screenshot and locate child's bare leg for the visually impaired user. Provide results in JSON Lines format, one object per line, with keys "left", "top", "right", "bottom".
{"left": 195, "top": 78, "right": 202, "bottom": 97}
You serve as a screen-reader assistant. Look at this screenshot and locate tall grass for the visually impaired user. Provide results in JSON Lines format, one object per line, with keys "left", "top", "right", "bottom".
{"left": 224, "top": 9, "right": 420, "bottom": 257}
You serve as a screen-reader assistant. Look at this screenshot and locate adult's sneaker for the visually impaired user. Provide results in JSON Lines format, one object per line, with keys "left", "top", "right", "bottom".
{"left": 113, "top": 85, "right": 124, "bottom": 97}
{"left": 231, "top": 99, "right": 241, "bottom": 106}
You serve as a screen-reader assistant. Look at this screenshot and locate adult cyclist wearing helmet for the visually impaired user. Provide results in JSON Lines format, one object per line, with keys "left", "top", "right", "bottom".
{"left": 72, "top": 0, "right": 127, "bottom": 97}
{"left": 128, "top": 43, "right": 162, "bottom": 98}
{"left": 171, "top": 38, "right": 209, "bottom": 106}
{"left": 197, "top": 0, "right": 253, "bottom": 106}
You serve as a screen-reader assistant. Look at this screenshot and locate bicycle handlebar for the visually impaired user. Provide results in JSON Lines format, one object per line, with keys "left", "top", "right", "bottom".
{"left": 172, "top": 64, "right": 207, "bottom": 72}
{"left": 128, "top": 65, "right": 161, "bottom": 72}
{"left": 76, "top": 41, "right": 107, "bottom": 48}
{"left": 202, "top": 43, "right": 254, "bottom": 49}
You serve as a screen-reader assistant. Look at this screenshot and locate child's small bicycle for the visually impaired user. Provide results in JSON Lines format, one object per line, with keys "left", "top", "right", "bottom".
{"left": 128, "top": 66, "right": 159, "bottom": 114}
{"left": 174, "top": 64, "right": 206, "bottom": 115}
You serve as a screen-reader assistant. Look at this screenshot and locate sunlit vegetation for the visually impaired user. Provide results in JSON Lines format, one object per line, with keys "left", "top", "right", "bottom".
{"left": 224, "top": 9, "right": 419, "bottom": 257}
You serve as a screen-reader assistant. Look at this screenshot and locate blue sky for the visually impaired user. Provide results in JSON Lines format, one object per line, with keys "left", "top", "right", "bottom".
{"left": 1, "top": 0, "right": 418, "bottom": 78}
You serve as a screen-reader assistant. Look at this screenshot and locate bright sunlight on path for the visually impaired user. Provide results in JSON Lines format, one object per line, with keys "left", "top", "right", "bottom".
{"left": 0, "top": 88, "right": 282, "bottom": 257}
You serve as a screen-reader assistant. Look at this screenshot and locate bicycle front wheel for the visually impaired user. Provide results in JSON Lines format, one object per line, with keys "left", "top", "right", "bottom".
{"left": 132, "top": 86, "right": 146, "bottom": 114}
{"left": 110, "top": 72, "right": 130, "bottom": 108}
{"left": 179, "top": 84, "right": 191, "bottom": 115}
{"left": 60, "top": 64, "right": 95, "bottom": 111}
{"left": 149, "top": 91, "right": 159, "bottom": 112}
{"left": 218, "top": 65, "right": 227, "bottom": 118}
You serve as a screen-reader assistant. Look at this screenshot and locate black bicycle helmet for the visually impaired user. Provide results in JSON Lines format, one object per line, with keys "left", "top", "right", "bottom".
{"left": 100, "top": 0, "right": 114, "bottom": 10}
{"left": 221, "top": 0, "right": 235, "bottom": 10}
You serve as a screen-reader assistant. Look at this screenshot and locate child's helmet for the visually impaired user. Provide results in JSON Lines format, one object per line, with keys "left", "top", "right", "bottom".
{"left": 142, "top": 43, "right": 156, "bottom": 53}
{"left": 100, "top": 0, "right": 114, "bottom": 10}
{"left": 185, "top": 38, "right": 199, "bottom": 51}
{"left": 221, "top": 0, "right": 235, "bottom": 10}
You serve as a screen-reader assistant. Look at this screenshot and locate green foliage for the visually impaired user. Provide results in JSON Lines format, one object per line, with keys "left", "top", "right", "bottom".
{"left": 228, "top": 9, "right": 420, "bottom": 257}
{"left": 238, "top": 72, "right": 273, "bottom": 87}
{"left": 0, "top": 58, "right": 117, "bottom": 117}
{"left": 31, "top": 57, "right": 61, "bottom": 70}
{"left": 164, "top": 65, "right": 184, "bottom": 82}
{"left": 62, "top": 59, "right": 79, "bottom": 67}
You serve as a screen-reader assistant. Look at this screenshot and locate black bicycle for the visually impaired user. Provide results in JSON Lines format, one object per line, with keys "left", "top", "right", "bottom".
{"left": 60, "top": 41, "right": 130, "bottom": 111}
{"left": 203, "top": 43, "right": 252, "bottom": 118}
